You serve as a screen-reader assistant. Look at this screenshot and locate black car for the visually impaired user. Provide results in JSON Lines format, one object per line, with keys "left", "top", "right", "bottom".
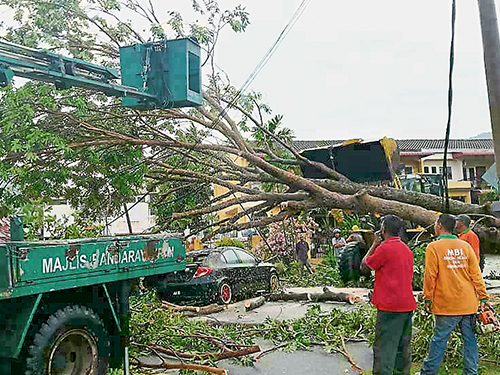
{"left": 146, "top": 247, "right": 279, "bottom": 305}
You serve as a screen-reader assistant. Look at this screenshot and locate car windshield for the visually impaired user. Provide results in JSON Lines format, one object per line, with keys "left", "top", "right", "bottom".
{"left": 234, "top": 249, "right": 255, "bottom": 264}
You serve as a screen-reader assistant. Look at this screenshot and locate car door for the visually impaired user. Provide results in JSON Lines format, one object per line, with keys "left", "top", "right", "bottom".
{"left": 221, "top": 248, "right": 243, "bottom": 294}
{"left": 233, "top": 249, "right": 261, "bottom": 294}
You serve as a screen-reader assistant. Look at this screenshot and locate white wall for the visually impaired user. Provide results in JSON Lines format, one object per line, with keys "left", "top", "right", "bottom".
{"left": 47, "top": 196, "right": 156, "bottom": 237}
{"left": 421, "top": 155, "right": 463, "bottom": 181}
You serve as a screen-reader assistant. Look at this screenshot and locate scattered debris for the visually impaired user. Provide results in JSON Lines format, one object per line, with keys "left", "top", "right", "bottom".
{"left": 245, "top": 296, "right": 266, "bottom": 312}
{"left": 131, "top": 357, "right": 229, "bottom": 375}
{"left": 267, "top": 287, "right": 361, "bottom": 304}
{"left": 161, "top": 300, "right": 228, "bottom": 315}
{"left": 254, "top": 343, "right": 287, "bottom": 361}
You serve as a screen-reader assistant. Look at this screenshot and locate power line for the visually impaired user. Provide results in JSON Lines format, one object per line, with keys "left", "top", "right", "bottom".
{"left": 210, "top": 0, "right": 313, "bottom": 130}
{"left": 442, "top": 0, "right": 456, "bottom": 213}
{"left": 103, "top": 0, "right": 314, "bottom": 233}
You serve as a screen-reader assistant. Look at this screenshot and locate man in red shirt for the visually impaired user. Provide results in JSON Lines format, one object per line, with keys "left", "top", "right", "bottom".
{"left": 361, "top": 215, "right": 417, "bottom": 375}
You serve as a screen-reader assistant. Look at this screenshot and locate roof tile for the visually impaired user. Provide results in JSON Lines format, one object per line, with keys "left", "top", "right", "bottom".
{"left": 292, "top": 139, "right": 493, "bottom": 152}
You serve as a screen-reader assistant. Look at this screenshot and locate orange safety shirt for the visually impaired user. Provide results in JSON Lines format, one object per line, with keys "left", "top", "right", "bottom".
{"left": 458, "top": 228, "right": 480, "bottom": 261}
{"left": 423, "top": 235, "right": 489, "bottom": 315}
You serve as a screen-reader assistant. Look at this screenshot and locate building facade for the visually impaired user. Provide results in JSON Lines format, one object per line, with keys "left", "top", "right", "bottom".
{"left": 293, "top": 138, "right": 495, "bottom": 204}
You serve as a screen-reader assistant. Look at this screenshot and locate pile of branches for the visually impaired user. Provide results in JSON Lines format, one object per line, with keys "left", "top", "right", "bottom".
{"left": 130, "top": 291, "right": 500, "bottom": 374}
{"left": 130, "top": 293, "right": 262, "bottom": 374}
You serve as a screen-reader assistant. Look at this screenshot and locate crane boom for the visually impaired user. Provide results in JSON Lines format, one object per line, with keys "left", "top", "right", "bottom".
{"left": 0, "top": 38, "right": 202, "bottom": 108}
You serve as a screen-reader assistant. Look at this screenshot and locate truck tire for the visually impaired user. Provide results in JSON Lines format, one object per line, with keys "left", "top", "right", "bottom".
{"left": 339, "top": 245, "right": 361, "bottom": 282}
{"left": 24, "top": 305, "right": 110, "bottom": 375}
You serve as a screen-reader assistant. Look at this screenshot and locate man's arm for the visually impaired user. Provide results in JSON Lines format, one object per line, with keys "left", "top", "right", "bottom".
{"left": 423, "top": 244, "right": 438, "bottom": 313}
{"left": 471, "top": 233, "right": 480, "bottom": 261}
{"left": 360, "top": 233, "right": 382, "bottom": 273}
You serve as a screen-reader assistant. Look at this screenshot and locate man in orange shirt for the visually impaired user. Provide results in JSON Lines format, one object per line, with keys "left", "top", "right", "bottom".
{"left": 456, "top": 214, "right": 480, "bottom": 261}
{"left": 417, "top": 214, "right": 490, "bottom": 375}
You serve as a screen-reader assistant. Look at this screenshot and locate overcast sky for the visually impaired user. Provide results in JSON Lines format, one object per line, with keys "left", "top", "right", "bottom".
{"left": 207, "top": 0, "right": 496, "bottom": 141}
{"left": 1, "top": 0, "right": 497, "bottom": 141}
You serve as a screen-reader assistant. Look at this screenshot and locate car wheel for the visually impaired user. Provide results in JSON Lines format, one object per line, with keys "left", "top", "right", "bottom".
{"left": 269, "top": 272, "right": 279, "bottom": 292}
{"left": 219, "top": 282, "right": 232, "bottom": 305}
{"left": 24, "top": 305, "right": 110, "bottom": 375}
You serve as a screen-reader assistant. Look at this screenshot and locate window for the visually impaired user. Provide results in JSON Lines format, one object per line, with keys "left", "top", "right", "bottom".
{"left": 223, "top": 250, "right": 239, "bottom": 264}
{"left": 424, "top": 166, "right": 429, "bottom": 174}
{"left": 235, "top": 249, "right": 255, "bottom": 264}
{"left": 439, "top": 166, "right": 452, "bottom": 180}
{"left": 404, "top": 166, "right": 413, "bottom": 175}
{"left": 469, "top": 168, "right": 475, "bottom": 182}
{"left": 476, "top": 166, "right": 486, "bottom": 178}
{"left": 188, "top": 52, "right": 201, "bottom": 93}
{"left": 462, "top": 168, "right": 467, "bottom": 180}
{"left": 431, "top": 166, "right": 437, "bottom": 174}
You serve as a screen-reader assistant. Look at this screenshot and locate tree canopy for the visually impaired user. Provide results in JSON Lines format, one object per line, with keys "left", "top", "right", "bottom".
{"left": 0, "top": 0, "right": 499, "bottom": 241}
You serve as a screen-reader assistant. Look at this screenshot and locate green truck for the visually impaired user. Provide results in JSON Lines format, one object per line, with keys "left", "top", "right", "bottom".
{"left": 0, "top": 217, "right": 186, "bottom": 374}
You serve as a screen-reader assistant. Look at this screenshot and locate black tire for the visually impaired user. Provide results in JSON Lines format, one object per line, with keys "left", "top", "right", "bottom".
{"left": 339, "top": 245, "right": 361, "bottom": 282}
{"left": 25, "top": 305, "right": 110, "bottom": 375}
{"left": 219, "top": 282, "right": 233, "bottom": 305}
{"left": 269, "top": 272, "right": 279, "bottom": 292}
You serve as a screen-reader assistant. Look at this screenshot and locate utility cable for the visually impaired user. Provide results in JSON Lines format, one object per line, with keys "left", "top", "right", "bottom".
{"left": 442, "top": 0, "right": 456, "bottom": 213}
{"left": 209, "top": 0, "right": 313, "bottom": 130}
{"left": 104, "top": 0, "right": 313, "bottom": 235}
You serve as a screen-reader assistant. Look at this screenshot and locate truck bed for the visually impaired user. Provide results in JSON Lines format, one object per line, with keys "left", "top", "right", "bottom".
{"left": 0, "top": 234, "right": 186, "bottom": 299}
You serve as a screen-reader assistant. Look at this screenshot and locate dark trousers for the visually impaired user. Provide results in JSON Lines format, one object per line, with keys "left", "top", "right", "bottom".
{"left": 298, "top": 258, "right": 313, "bottom": 274}
{"left": 373, "top": 310, "right": 413, "bottom": 375}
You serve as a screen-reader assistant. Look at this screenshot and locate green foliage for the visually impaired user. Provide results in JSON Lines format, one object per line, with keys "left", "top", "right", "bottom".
{"left": 129, "top": 289, "right": 500, "bottom": 373}
{"left": 412, "top": 302, "right": 500, "bottom": 368}
{"left": 215, "top": 237, "right": 246, "bottom": 249}
{"left": 278, "top": 260, "right": 342, "bottom": 288}
{"left": 337, "top": 214, "right": 363, "bottom": 238}
{"left": 276, "top": 257, "right": 373, "bottom": 289}
{"left": 24, "top": 208, "right": 104, "bottom": 240}
{"left": 412, "top": 244, "right": 426, "bottom": 291}
{"left": 479, "top": 190, "right": 499, "bottom": 205}
{"left": 251, "top": 114, "right": 293, "bottom": 150}
{"left": 0, "top": 0, "right": 251, "bottom": 232}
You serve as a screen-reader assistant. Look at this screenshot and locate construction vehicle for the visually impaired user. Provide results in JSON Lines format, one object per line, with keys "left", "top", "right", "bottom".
{"left": 300, "top": 139, "right": 436, "bottom": 282}
{"left": 0, "top": 38, "right": 201, "bottom": 374}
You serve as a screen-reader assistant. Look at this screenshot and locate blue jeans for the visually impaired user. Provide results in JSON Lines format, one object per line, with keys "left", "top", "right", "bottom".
{"left": 421, "top": 314, "right": 478, "bottom": 375}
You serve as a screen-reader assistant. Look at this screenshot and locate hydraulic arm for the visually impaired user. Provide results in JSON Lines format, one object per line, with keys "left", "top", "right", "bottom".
{"left": 0, "top": 38, "right": 202, "bottom": 108}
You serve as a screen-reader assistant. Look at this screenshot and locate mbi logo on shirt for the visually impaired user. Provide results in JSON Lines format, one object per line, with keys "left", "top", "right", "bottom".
{"left": 447, "top": 249, "right": 464, "bottom": 256}
{"left": 443, "top": 248, "right": 468, "bottom": 269}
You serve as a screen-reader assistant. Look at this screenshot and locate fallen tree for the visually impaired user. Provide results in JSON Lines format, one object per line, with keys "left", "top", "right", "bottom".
{"left": 0, "top": 0, "right": 498, "bottom": 242}
{"left": 267, "top": 287, "right": 361, "bottom": 305}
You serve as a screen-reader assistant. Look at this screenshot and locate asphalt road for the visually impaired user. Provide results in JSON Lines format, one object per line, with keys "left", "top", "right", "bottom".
{"left": 141, "top": 339, "right": 373, "bottom": 375}
{"left": 219, "top": 339, "right": 372, "bottom": 375}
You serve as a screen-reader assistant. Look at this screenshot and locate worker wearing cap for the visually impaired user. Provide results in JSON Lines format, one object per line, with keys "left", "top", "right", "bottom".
{"left": 332, "top": 229, "right": 346, "bottom": 257}
{"left": 347, "top": 225, "right": 367, "bottom": 249}
{"left": 455, "top": 214, "right": 480, "bottom": 261}
{"left": 417, "top": 214, "right": 490, "bottom": 375}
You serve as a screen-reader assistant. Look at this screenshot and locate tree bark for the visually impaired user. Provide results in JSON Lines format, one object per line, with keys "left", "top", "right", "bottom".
{"left": 267, "top": 289, "right": 360, "bottom": 304}
{"left": 244, "top": 296, "right": 266, "bottom": 311}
